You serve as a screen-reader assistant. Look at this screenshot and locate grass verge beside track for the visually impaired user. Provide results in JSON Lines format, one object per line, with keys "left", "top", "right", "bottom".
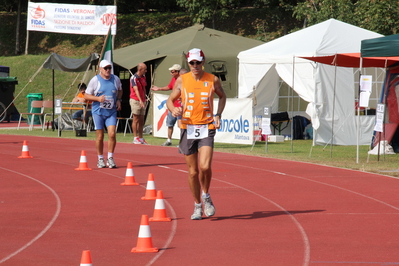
{"left": 1, "top": 128, "right": 398, "bottom": 178}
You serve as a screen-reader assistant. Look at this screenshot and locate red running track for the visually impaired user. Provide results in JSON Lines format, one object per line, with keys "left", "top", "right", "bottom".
{"left": 1, "top": 135, "right": 399, "bottom": 266}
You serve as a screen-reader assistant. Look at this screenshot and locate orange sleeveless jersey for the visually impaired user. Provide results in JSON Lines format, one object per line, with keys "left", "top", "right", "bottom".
{"left": 180, "top": 72, "right": 216, "bottom": 130}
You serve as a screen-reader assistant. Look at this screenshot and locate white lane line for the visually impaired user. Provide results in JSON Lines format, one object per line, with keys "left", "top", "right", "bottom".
{"left": 149, "top": 164, "right": 310, "bottom": 266}
{"left": 215, "top": 178, "right": 311, "bottom": 266}
{"left": 146, "top": 199, "right": 178, "bottom": 266}
{"left": 0, "top": 167, "right": 61, "bottom": 264}
{"left": 219, "top": 161, "right": 399, "bottom": 212}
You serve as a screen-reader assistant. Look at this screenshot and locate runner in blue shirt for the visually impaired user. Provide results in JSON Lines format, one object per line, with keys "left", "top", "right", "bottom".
{"left": 85, "top": 60, "right": 123, "bottom": 169}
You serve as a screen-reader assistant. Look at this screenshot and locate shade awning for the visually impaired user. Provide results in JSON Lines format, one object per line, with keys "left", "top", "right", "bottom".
{"left": 361, "top": 34, "right": 399, "bottom": 58}
{"left": 300, "top": 53, "right": 399, "bottom": 68}
{"left": 43, "top": 53, "right": 99, "bottom": 72}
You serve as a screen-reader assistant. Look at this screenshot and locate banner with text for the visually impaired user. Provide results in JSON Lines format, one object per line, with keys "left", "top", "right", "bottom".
{"left": 27, "top": 2, "right": 116, "bottom": 35}
{"left": 152, "top": 93, "right": 253, "bottom": 144}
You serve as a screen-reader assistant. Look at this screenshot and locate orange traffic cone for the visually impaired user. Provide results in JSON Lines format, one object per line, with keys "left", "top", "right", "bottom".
{"left": 18, "top": 140, "right": 33, "bottom": 158}
{"left": 121, "top": 162, "right": 139, "bottom": 186}
{"left": 131, "top": 215, "right": 158, "bottom": 253}
{"left": 141, "top": 173, "right": 157, "bottom": 200}
{"left": 149, "top": 190, "right": 171, "bottom": 222}
{"left": 80, "top": 250, "right": 92, "bottom": 266}
{"left": 75, "top": 150, "right": 92, "bottom": 171}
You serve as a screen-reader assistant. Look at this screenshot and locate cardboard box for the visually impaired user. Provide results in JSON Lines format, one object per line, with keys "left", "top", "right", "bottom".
{"left": 267, "top": 135, "right": 284, "bottom": 142}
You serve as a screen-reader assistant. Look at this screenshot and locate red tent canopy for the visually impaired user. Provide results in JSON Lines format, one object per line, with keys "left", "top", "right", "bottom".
{"left": 300, "top": 53, "right": 399, "bottom": 68}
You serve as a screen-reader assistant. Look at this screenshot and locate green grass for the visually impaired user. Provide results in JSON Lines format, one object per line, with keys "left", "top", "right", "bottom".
{"left": 1, "top": 128, "right": 399, "bottom": 178}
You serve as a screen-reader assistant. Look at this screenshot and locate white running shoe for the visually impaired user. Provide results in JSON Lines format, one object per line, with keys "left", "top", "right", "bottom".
{"left": 140, "top": 138, "right": 149, "bottom": 145}
{"left": 191, "top": 204, "right": 202, "bottom": 220}
{"left": 133, "top": 137, "right": 141, "bottom": 144}
{"left": 202, "top": 195, "right": 216, "bottom": 217}
{"left": 107, "top": 157, "right": 117, "bottom": 168}
{"left": 97, "top": 158, "right": 106, "bottom": 168}
{"left": 162, "top": 140, "right": 171, "bottom": 146}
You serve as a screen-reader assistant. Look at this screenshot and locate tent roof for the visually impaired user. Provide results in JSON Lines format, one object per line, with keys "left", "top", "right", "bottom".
{"left": 361, "top": 34, "right": 399, "bottom": 58}
{"left": 238, "top": 19, "right": 383, "bottom": 64}
{"left": 300, "top": 53, "right": 399, "bottom": 68}
{"left": 113, "top": 24, "right": 264, "bottom": 70}
{"left": 43, "top": 53, "right": 99, "bottom": 72}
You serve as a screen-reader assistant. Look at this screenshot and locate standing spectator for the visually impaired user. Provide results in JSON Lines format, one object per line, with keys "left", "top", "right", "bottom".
{"left": 166, "top": 48, "right": 226, "bottom": 220}
{"left": 72, "top": 83, "right": 92, "bottom": 124}
{"left": 130, "top": 62, "right": 148, "bottom": 144}
{"left": 84, "top": 60, "right": 123, "bottom": 169}
{"left": 151, "top": 64, "right": 184, "bottom": 146}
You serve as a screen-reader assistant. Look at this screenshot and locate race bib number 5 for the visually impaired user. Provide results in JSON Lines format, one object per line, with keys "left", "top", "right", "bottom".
{"left": 187, "top": 125, "right": 208, "bottom": 139}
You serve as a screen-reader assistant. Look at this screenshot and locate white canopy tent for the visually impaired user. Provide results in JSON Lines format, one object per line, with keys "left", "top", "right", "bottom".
{"left": 238, "top": 19, "right": 383, "bottom": 145}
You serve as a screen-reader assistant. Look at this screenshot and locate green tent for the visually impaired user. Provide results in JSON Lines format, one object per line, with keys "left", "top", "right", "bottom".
{"left": 361, "top": 34, "right": 399, "bottom": 57}
{"left": 113, "top": 24, "right": 264, "bottom": 98}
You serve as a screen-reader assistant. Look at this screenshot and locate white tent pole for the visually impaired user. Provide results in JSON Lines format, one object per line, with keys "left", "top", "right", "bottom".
{"left": 290, "top": 56, "right": 295, "bottom": 153}
{"left": 329, "top": 55, "right": 338, "bottom": 157}
{"left": 251, "top": 85, "right": 259, "bottom": 151}
{"left": 309, "top": 63, "right": 317, "bottom": 158}
{"left": 356, "top": 57, "right": 363, "bottom": 163}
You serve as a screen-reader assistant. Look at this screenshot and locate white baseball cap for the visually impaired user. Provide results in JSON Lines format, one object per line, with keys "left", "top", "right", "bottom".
{"left": 168, "top": 64, "right": 182, "bottom": 71}
{"left": 100, "top": 59, "right": 112, "bottom": 68}
{"left": 186, "top": 48, "right": 205, "bottom": 62}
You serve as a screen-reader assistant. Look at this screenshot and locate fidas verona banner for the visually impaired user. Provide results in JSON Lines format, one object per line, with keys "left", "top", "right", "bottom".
{"left": 153, "top": 93, "right": 254, "bottom": 145}
{"left": 27, "top": 2, "right": 117, "bottom": 35}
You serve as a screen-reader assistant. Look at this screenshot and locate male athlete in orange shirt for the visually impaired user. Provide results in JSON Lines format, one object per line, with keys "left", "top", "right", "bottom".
{"left": 166, "top": 48, "right": 226, "bottom": 220}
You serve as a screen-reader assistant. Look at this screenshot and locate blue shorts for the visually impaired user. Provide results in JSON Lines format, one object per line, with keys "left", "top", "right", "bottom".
{"left": 166, "top": 111, "right": 177, "bottom": 127}
{"left": 92, "top": 113, "right": 117, "bottom": 130}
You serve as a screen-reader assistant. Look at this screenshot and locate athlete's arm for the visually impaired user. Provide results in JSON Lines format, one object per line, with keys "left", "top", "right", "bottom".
{"left": 213, "top": 76, "right": 226, "bottom": 129}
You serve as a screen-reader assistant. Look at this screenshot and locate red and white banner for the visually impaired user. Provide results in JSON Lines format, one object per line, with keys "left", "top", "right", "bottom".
{"left": 27, "top": 2, "right": 116, "bottom": 35}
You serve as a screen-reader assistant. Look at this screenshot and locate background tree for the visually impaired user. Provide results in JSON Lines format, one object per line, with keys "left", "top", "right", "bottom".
{"left": 354, "top": 0, "right": 399, "bottom": 35}
{"left": 176, "top": 0, "right": 242, "bottom": 28}
{"left": 293, "top": 0, "right": 355, "bottom": 27}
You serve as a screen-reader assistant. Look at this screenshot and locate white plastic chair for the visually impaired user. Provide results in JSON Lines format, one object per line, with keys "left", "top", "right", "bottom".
{"left": 116, "top": 112, "right": 133, "bottom": 136}
{"left": 18, "top": 100, "right": 44, "bottom": 131}
{"left": 42, "top": 100, "right": 54, "bottom": 130}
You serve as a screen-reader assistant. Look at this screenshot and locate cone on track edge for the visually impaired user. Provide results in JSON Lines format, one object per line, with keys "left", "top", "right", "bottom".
{"left": 141, "top": 173, "right": 157, "bottom": 200}
{"left": 149, "top": 190, "right": 171, "bottom": 222}
{"left": 131, "top": 215, "right": 158, "bottom": 253}
{"left": 121, "top": 162, "right": 139, "bottom": 186}
{"left": 80, "top": 250, "right": 92, "bottom": 266}
{"left": 75, "top": 150, "right": 92, "bottom": 171}
{"left": 18, "top": 140, "right": 33, "bottom": 158}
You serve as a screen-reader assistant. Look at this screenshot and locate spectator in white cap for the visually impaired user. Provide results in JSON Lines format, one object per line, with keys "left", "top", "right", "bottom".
{"left": 84, "top": 59, "right": 123, "bottom": 169}
{"left": 166, "top": 48, "right": 226, "bottom": 220}
{"left": 151, "top": 63, "right": 186, "bottom": 146}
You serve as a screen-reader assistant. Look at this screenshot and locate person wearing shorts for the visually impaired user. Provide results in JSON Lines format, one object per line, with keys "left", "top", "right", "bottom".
{"left": 151, "top": 65, "right": 187, "bottom": 146}
{"left": 130, "top": 62, "right": 148, "bottom": 144}
{"left": 84, "top": 60, "right": 123, "bottom": 169}
{"left": 166, "top": 48, "right": 226, "bottom": 220}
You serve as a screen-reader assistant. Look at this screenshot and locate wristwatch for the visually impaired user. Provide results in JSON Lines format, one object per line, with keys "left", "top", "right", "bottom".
{"left": 215, "top": 113, "right": 221, "bottom": 118}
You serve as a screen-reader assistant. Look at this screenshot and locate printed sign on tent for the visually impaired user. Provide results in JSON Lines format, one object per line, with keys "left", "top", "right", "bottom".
{"left": 374, "top": 104, "right": 385, "bottom": 132}
{"left": 359, "top": 75, "right": 372, "bottom": 108}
